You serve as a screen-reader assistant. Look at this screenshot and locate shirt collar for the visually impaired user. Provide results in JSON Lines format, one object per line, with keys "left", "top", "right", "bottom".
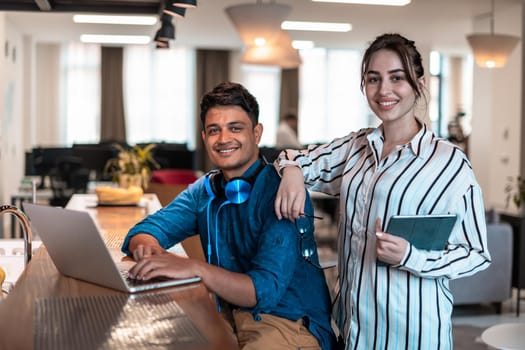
{"left": 367, "top": 117, "right": 430, "bottom": 160}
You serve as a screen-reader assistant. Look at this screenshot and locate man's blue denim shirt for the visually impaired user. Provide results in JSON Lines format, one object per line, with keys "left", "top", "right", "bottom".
{"left": 122, "top": 160, "right": 336, "bottom": 350}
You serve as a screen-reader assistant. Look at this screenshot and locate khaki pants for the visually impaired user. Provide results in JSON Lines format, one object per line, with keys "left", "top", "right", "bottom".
{"left": 222, "top": 309, "right": 321, "bottom": 350}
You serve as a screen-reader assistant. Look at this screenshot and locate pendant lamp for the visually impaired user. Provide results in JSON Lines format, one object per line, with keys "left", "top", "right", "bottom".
{"left": 225, "top": 1, "right": 301, "bottom": 68}
{"left": 225, "top": 1, "right": 292, "bottom": 47}
{"left": 242, "top": 31, "right": 302, "bottom": 69}
{"left": 466, "top": 0, "right": 520, "bottom": 68}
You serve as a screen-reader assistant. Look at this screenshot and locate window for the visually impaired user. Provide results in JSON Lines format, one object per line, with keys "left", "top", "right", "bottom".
{"left": 60, "top": 44, "right": 196, "bottom": 148}
{"left": 60, "top": 42, "right": 101, "bottom": 145}
{"left": 124, "top": 46, "right": 196, "bottom": 148}
{"left": 429, "top": 51, "right": 444, "bottom": 136}
{"left": 298, "top": 48, "right": 370, "bottom": 145}
{"left": 240, "top": 65, "right": 281, "bottom": 146}
{"left": 60, "top": 45, "right": 374, "bottom": 154}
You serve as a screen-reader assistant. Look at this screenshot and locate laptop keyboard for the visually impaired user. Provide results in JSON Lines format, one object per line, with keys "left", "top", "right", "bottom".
{"left": 120, "top": 269, "right": 172, "bottom": 287}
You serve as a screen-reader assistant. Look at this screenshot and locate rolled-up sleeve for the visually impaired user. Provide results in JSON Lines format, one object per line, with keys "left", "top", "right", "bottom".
{"left": 121, "top": 182, "right": 202, "bottom": 256}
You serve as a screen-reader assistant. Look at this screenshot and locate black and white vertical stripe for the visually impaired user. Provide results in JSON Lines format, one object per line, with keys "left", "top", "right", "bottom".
{"left": 277, "top": 124, "right": 491, "bottom": 350}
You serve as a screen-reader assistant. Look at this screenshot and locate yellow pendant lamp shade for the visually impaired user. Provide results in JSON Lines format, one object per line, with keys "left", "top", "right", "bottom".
{"left": 466, "top": 33, "right": 520, "bottom": 68}
{"left": 466, "top": 0, "right": 520, "bottom": 68}
{"left": 241, "top": 31, "right": 302, "bottom": 68}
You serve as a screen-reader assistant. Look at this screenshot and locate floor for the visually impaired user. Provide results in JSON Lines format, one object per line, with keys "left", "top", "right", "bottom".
{"left": 452, "top": 292, "right": 525, "bottom": 349}
{"left": 453, "top": 290, "right": 525, "bottom": 328}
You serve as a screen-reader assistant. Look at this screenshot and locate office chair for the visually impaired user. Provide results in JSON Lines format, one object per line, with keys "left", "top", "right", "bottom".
{"left": 49, "top": 156, "right": 90, "bottom": 207}
{"left": 150, "top": 169, "right": 198, "bottom": 185}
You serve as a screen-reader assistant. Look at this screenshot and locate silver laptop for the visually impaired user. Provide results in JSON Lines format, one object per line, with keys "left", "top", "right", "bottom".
{"left": 23, "top": 203, "right": 201, "bottom": 293}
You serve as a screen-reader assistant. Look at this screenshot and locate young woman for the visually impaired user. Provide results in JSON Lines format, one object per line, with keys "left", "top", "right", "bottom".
{"left": 274, "top": 33, "right": 491, "bottom": 349}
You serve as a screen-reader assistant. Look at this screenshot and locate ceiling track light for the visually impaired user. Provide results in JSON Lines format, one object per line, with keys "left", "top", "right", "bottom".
{"left": 466, "top": 0, "right": 520, "bottom": 68}
{"left": 158, "top": 13, "right": 175, "bottom": 41}
{"left": 155, "top": 34, "right": 170, "bottom": 48}
{"left": 154, "top": 30, "right": 168, "bottom": 44}
{"left": 172, "top": 0, "right": 197, "bottom": 8}
{"left": 163, "top": 3, "right": 186, "bottom": 18}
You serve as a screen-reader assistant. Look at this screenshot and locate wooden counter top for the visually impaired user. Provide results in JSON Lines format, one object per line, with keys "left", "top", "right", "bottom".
{"left": 0, "top": 194, "right": 237, "bottom": 350}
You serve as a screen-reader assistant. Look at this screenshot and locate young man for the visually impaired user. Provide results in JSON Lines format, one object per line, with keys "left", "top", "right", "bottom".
{"left": 122, "top": 82, "right": 336, "bottom": 350}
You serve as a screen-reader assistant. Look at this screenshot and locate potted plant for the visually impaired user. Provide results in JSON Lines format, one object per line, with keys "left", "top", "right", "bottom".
{"left": 505, "top": 175, "right": 525, "bottom": 210}
{"left": 103, "top": 143, "right": 160, "bottom": 189}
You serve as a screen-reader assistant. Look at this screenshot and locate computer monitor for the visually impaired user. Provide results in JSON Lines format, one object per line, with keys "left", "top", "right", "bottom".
{"left": 151, "top": 143, "right": 195, "bottom": 170}
{"left": 72, "top": 143, "right": 119, "bottom": 181}
{"left": 24, "top": 151, "right": 38, "bottom": 176}
{"left": 31, "top": 147, "right": 74, "bottom": 188}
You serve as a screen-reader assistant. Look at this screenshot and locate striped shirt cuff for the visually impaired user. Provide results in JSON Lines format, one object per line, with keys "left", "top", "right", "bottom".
{"left": 400, "top": 244, "right": 427, "bottom": 272}
{"left": 276, "top": 160, "right": 301, "bottom": 176}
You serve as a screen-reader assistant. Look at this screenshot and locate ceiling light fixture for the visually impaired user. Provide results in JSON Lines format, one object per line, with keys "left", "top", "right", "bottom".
{"left": 292, "top": 40, "right": 315, "bottom": 50}
{"left": 312, "top": 0, "right": 410, "bottom": 5}
{"left": 466, "top": 0, "right": 520, "bottom": 68}
{"left": 281, "top": 20, "right": 352, "bottom": 32}
{"left": 80, "top": 35, "right": 151, "bottom": 45}
{"left": 172, "top": 0, "right": 197, "bottom": 8}
{"left": 242, "top": 31, "right": 302, "bottom": 69}
{"left": 73, "top": 14, "right": 157, "bottom": 25}
{"left": 225, "top": 1, "right": 302, "bottom": 68}
{"left": 154, "top": 30, "right": 170, "bottom": 49}
{"left": 156, "top": 42, "right": 170, "bottom": 49}
{"left": 154, "top": 30, "right": 168, "bottom": 45}
{"left": 158, "top": 13, "right": 176, "bottom": 41}
{"left": 225, "top": 1, "right": 292, "bottom": 47}
{"left": 163, "top": 3, "right": 186, "bottom": 18}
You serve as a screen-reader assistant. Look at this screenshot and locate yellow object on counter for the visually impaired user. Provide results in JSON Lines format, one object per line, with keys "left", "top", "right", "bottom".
{"left": 95, "top": 185, "right": 143, "bottom": 205}
{"left": 0, "top": 266, "right": 5, "bottom": 298}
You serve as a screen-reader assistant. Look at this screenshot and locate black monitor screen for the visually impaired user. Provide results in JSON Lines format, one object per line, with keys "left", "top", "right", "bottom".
{"left": 31, "top": 147, "right": 74, "bottom": 187}
{"left": 152, "top": 143, "right": 194, "bottom": 170}
{"left": 25, "top": 151, "right": 38, "bottom": 176}
{"left": 72, "top": 144, "right": 118, "bottom": 181}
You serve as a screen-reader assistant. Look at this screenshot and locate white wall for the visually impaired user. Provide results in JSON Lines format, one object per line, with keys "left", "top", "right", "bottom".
{"left": 469, "top": 2, "right": 522, "bottom": 214}
{"left": 0, "top": 14, "right": 25, "bottom": 235}
{"left": 34, "top": 43, "right": 60, "bottom": 146}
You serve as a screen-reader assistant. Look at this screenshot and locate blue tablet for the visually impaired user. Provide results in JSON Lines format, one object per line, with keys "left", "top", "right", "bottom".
{"left": 386, "top": 214, "right": 458, "bottom": 250}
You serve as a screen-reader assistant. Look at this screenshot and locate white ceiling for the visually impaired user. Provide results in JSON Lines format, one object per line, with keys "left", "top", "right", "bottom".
{"left": 3, "top": 0, "right": 523, "bottom": 55}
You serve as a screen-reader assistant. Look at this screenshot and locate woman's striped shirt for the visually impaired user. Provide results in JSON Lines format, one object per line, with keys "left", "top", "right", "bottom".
{"left": 276, "top": 123, "right": 491, "bottom": 350}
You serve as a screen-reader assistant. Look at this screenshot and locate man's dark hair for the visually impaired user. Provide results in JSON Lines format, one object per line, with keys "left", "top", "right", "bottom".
{"left": 199, "top": 82, "right": 259, "bottom": 129}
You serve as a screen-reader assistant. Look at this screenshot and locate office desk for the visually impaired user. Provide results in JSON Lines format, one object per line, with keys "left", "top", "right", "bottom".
{"left": 0, "top": 194, "right": 237, "bottom": 350}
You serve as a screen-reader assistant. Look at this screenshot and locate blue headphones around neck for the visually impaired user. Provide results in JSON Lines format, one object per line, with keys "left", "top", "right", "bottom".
{"left": 204, "top": 158, "right": 267, "bottom": 267}
{"left": 204, "top": 158, "right": 266, "bottom": 204}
